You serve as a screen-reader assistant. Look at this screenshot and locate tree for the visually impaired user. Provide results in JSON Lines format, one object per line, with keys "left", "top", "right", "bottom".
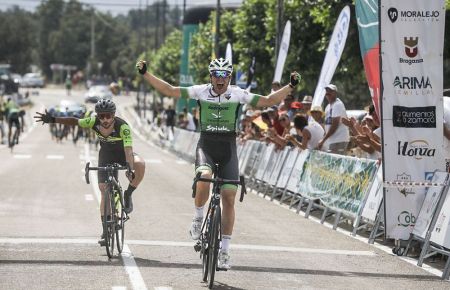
{"left": 0, "top": 7, "right": 37, "bottom": 73}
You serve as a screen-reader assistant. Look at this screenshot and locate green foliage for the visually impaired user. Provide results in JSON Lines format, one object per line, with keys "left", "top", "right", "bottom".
{"left": 0, "top": 7, "right": 37, "bottom": 73}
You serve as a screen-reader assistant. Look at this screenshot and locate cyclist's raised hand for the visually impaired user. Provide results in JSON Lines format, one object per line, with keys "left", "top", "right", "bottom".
{"left": 289, "top": 71, "right": 302, "bottom": 88}
{"left": 34, "top": 109, "right": 55, "bottom": 124}
{"left": 136, "top": 60, "right": 147, "bottom": 75}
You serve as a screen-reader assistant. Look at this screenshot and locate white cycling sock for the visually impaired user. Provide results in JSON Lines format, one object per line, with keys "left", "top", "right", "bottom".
{"left": 221, "top": 235, "right": 231, "bottom": 252}
{"left": 194, "top": 206, "right": 204, "bottom": 219}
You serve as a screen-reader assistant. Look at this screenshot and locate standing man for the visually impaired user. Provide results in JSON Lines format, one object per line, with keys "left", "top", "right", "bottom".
{"left": 136, "top": 58, "right": 301, "bottom": 269}
{"left": 317, "top": 84, "right": 349, "bottom": 155}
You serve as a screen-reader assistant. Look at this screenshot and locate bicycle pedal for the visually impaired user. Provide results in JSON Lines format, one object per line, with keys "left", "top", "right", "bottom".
{"left": 194, "top": 242, "right": 201, "bottom": 252}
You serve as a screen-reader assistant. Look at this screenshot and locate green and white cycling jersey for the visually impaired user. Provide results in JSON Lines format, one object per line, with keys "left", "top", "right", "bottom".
{"left": 180, "top": 84, "right": 261, "bottom": 134}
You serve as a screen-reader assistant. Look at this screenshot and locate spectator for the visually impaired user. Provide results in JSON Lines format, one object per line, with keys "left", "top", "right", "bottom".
{"left": 279, "top": 94, "right": 295, "bottom": 114}
{"left": 317, "top": 84, "right": 350, "bottom": 155}
{"left": 183, "top": 107, "right": 196, "bottom": 131}
{"left": 164, "top": 105, "right": 176, "bottom": 134}
{"left": 268, "top": 112, "right": 295, "bottom": 149}
{"left": 309, "top": 105, "right": 325, "bottom": 128}
{"left": 267, "top": 106, "right": 284, "bottom": 136}
{"left": 178, "top": 113, "right": 187, "bottom": 129}
{"left": 65, "top": 75, "right": 72, "bottom": 96}
{"left": 301, "top": 95, "right": 313, "bottom": 114}
{"left": 286, "top": 114, "right": 324, "bottom": 150}
{"left": 290, "top": 101, "right": 303, "bottom": 119}
{"left": 192, "top": 107, "right": 199, "bottom": 130}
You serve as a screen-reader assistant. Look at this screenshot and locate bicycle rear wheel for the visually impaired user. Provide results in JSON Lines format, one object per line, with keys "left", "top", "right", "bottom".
{"left": 207, "top": 206, "right": 221, "bottom": 289}
{"left": 201, "top": 218, "right": 211, "bottom": 282}
{"left": 115, "top": 188, "right": 125, "bottom": 253}
{"left": 103, "top": 185, "right": 115, "bottom": 258}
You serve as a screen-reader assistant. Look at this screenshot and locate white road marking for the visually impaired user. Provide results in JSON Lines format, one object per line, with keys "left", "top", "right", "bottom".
{"left": 0, "top": 238, "right": 375, "bottom": 256}
{"left": 85, "top": 194, "right": 94, "bottom": 201}
{"left": 46, "top": 155, "right": 64, "bottom": 160}
{"left": 13, "top": 154, "right": 31, "bottom": 159}
{"left": 154, "top": 287, "right": 173, "bottom": 290}
{"left": 112, "top": 286, "right": 126, "bottom": 290}
{"left": 121, "top": 245, "right": 148, "bottom": 290}
{"left": 175, "top": 160, "right": 187, "bottom": 165}
{"left": 84, "top": 144, "right": 100, "bottom": 204}
{"left": 144, "top": 159, "right": 162, "bottom": 164}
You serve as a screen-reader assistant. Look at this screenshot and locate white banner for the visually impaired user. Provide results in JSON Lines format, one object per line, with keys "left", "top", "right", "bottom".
{"left": 431, "top": 188, "right": 450, "bottom": 248}
{"left": 273, "top": 20, "right": 291, "bottom": 83}
{"left": 413, "top": 171, "right": 448, "bottom": 239}
{"left": 226, "top": 43, "right": 232, "bottom": 64}
{"left": 381, "top": 0, "right": 446, "bottom": 239}
{"left": 312, "top": 6, "right": 350, "bottom": 107}
{"left": 361, "top": 165, "right": 384, "bottom": 223}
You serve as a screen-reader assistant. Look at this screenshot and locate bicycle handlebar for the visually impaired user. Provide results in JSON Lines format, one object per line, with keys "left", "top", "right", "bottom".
{"left": 84, "top": 162, "right": 131, "bottom": 184}
{"left": 192, "top": 173, "right": 247, "bottom": 202}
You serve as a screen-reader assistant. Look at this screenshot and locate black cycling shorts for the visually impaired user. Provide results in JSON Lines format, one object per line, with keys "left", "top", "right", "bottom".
{"left": 8, "top": 113, "right": 20, "bottom": 129}
{"left": 97, "top": 149, "right": 138, "bottom": 183}
{"left": 195, "top": 133, "right": 239, "bottom": 182}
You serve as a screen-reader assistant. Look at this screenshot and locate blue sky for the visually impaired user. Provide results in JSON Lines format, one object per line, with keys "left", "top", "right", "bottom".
{"left": 0, "top": 0, "right": 242, "bottom": 15}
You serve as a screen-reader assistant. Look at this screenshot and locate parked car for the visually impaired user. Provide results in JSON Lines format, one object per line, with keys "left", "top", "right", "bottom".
{"left": 21, "top": 73, "right": 45, "bottom": 88}
{"left": 0, "top": 64, "right": 19, "bottom": 93}
{"left": 84, "top": 85, "right": 112, "bottom": 103}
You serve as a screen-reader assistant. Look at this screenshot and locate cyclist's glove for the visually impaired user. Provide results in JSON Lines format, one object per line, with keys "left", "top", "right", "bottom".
{"left": 34, "top": 110, "right": 55, "bottom": 124}
{"left": 136, "top": 60, "right": 147, "bottom": 75}
{"left": 289, "top": 71, "right": 302, "bottom": 88}
{"left": 126, "top": 170, "right": 136, "bottom": 181}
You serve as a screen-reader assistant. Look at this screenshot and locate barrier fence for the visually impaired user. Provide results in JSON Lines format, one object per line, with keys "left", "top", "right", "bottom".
{"left": 126, "top": 115, "right": 450, "bottom": 279}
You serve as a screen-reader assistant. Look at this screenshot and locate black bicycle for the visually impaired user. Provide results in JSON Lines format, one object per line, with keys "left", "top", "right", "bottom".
{"left": 193, "top": 165, "right": 246, "bottom": 289}
{"left": 85, "top": 162, "right": 131, "bottom": 258}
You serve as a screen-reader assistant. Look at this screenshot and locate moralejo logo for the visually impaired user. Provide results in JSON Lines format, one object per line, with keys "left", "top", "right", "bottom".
{"left": 388, "top": 7, "right": 440, "bottom": 23}
{"left": 397, "top": 140, "right": 436, "bottom": 160}
{"left": 398, "top": 211, "right": 416, "bottom": 227}
{"left": 392, "top": 106, "right": 436, "bottom": 128}
{"left": 395, "top": 172, "right": 414, "bottom": 196}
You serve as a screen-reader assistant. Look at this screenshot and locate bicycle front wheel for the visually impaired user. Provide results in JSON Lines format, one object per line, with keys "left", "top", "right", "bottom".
{"left": 207, "top": 206, "right": 221, "bottom": 289}
{"left": 103, "top": 185, "right": 115, "bottom": 258}
{"left": 115, "top": 189, "right": 125, "bottom": 253}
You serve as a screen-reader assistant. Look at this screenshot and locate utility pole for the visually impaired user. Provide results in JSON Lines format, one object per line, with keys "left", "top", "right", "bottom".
{"left": 155, "top": 2, "right": 160, "bottom": 49}
{"left": 89, "top": 9, "right": 96, "bottom": 79}
{"left": 183, "top": 0, "right": 186, "bottom": 20}
{"left": 275, "top": 0, "right": 283, "bottom": 59}
{"left": 215, "top": 0, "right": 221, "bottom": 58}
{"left": 136, "top": 0, "right": 142, "bottom": 116}
{"left": 143, "top": 0, "right": 148, "bottom": 120}
{"left": 162, "top": 0, "right": 166, "bottom": 43}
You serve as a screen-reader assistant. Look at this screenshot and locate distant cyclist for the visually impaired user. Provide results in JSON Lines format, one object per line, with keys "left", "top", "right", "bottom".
{"left": 4, "top": 97, "right": 21, "bottom": 148}
{"left": 34, "top": 99, "right": 146, "bottom": 245}
{"left": 137, "top": 58, "right": 301, "bottom": 269}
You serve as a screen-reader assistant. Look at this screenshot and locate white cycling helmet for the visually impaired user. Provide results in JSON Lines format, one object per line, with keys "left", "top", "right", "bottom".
{"left": 208, "top": 58, "right": 233, "bottom": 74}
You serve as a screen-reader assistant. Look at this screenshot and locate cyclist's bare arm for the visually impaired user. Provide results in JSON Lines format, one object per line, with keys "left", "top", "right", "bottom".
{"left": 142, "top": 72, "right": 181, "bottom": 99}
{"left": 124, "top": 147, "right": 134, "bottom": 170}
{"left": 255, "top": 85, "right": 293, "bottom": 108}
{"left": 54, "top": 117, "right": 79, "bottom": 126}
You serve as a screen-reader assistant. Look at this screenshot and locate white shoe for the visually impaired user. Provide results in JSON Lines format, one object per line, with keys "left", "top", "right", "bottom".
{"left": 217, "top": 251, "right": 231, "bottom": 270}
{"left": 189, "top": 217, "right": 203, "bottom": 240}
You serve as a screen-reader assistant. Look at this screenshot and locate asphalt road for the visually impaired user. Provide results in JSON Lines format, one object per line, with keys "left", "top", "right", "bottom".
{"left": 0, "top": 87, "right": 448, "bottom": 290}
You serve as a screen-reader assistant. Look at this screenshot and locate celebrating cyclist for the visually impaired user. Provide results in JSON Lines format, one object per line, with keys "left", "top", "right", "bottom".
{"left": 34, "top": 99, "right": 146, "bottom": 245}
{"left": 136, "top": 58, "right": 301, "bottom": 269}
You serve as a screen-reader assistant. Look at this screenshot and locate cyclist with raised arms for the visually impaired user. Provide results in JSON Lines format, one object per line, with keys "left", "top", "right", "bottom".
{"left": 34, "top": 99, "right": 146, "bottom": 245}
{"left": 136, "top": 58, "right": 301, "bottom": 269}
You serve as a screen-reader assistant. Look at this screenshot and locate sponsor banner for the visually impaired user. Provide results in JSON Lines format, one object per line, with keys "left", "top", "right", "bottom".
{"left": 276, "top": 148, "right": 300, "bottom": 189}
{"left": 312, "top": 6, "right": 350, "bottom": 107}
{"left": 355, "top": 0, "right": 381, "bottom": 119}
{"left": 286, "top": 150, "right": 310, "bottom": 193}
{"left": 380, "top": 0, "right": 445, "bottom": 239}
{"left": 413, "top": 171, "right": 448, "bottom": 239}
{"left": 361, "top": 165, "right": 384, "bottom": 223}
{"left": 297, "top": 150, "right": 378, "bottom": 217}
{"left": 273, "top": 21, "right": 291, "bottom": 83}
{"left": 225, "top": 43, "right": 232, "bottom": 64}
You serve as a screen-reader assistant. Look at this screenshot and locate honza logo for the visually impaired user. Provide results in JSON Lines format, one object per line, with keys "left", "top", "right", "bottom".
{"left": 397, "top": 140, "right": 436, "bottom": 160}
{"left": 399, "top": 37, "right": 424, "bottom": 65}
{"left": 388, "top": 7, "right": 398, "bottom": 23}
{"left": 392, "top": 106, "right": 436, "bottom": 128}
